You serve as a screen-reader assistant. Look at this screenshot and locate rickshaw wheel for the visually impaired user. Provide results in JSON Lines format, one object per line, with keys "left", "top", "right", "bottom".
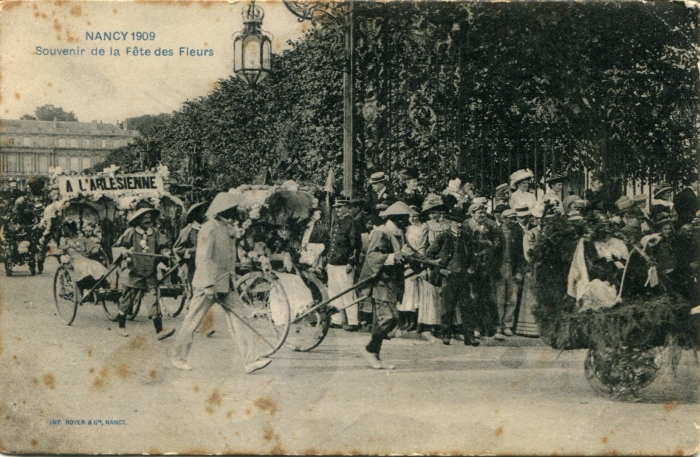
{"left": 107, "top": 271, "right": 141, "bottom": 320}
{"left": 158, "top": 285, "right": 187, "bottom": 318}
{"left": 53, "top": 265, "right": 78, "bottom": 325}
{"left": 584, "top": 346, "right": 663, "bottom": 401}
{"left": 286, "top": 271, "right": 331, "bottom": 352}
{"left": 235, "top": 271, "right": 291, "bottom": 358}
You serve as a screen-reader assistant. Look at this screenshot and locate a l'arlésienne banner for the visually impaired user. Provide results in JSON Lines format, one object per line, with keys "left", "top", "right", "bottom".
{"left": 57, "top": 174, "right": 164, "bottom": 196}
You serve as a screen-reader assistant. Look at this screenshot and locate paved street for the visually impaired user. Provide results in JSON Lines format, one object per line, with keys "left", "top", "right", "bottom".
{"left": 1, "top": 259, "right": 698, "bottom": 455}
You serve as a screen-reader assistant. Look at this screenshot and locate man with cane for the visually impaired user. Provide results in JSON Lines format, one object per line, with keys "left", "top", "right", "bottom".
{"left": 171, "top": 192, "right": 272, "bottom": 374}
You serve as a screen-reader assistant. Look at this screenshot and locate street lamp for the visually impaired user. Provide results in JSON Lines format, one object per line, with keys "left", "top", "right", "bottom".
{"left": 233, "top": 0, "right": 272, "bottom": 87}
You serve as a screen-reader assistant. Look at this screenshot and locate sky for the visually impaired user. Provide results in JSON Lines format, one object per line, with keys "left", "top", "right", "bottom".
{"left": 0, "top": 0, "right": 307, "bottom": 125}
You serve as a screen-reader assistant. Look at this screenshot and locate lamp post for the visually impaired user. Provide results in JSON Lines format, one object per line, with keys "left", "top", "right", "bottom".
{"left": 282, "top": 1, "right": 354, "bottom": 197}
{"left": 232, "top": 0, "right": 272, "bottom": 87}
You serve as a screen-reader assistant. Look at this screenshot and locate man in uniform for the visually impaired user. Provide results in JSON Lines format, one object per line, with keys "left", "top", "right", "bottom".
{"left": 357, "top": 201, "right": 415, "bottom": 369}
{"left": 327, "top": 198, "right": 363, "bottom": 331}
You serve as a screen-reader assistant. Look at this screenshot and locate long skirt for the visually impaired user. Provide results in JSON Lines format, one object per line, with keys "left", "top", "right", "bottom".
{"left": 70, "top": 253, "right": 109, "bottom": 283}
{"left": 399, "top": 272, "right": 424, "bottom": 312}
{"left": 417, "top": 282, "right": 441, "bottom": 325}
{"left": 516, "top": 271, "right": 539, "bottom": 337}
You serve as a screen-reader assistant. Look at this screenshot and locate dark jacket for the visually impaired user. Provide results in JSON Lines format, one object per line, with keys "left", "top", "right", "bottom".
{"left": 463, "top": 217, "right": 501, "bottom": 277}
{"left": 326, "top": 214, "right": 361, "bottom": 266}
{"left": 492, "top": 223, "right": 526, "bottom": 279}
{"left": 674, "top": 187, "right": 699, "bottom": 227}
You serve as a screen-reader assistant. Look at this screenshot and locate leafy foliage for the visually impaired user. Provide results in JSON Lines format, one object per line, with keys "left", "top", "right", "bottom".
{"left": 33, "top": 104, "right": 78, "bottom": 122}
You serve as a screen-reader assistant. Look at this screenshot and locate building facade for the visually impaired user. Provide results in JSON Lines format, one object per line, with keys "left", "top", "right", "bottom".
{"left": 0, "top": 119, "right": 140, "bottom": 187}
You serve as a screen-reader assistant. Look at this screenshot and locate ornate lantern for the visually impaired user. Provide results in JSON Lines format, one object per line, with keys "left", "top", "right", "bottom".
{"left": 233, "top": 0, "right": 272, "bottom": 87}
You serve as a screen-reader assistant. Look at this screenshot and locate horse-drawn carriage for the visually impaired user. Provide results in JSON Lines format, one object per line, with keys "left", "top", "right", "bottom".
{"left": 0, "top": 196, "right": 44, "bottom": 276}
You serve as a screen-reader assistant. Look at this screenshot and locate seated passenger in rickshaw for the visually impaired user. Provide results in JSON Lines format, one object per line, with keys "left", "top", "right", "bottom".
{"left": 113, "top": 207, "right": 175, "bottom": 340}
{"left": 57, "top": 221, "right": 109, "bottom": 290}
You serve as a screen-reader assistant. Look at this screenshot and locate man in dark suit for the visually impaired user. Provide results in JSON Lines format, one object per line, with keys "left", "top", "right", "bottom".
{"left": 491, "top": 209, "right": 525, "bottom": 340}
{"left": 366, "top": 172, "right": 396, "bottom": 216}
{"left": 674, "top": 179, "right": 700, "bottom": 228}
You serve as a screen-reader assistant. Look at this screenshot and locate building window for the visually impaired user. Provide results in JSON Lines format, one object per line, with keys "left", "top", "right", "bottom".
{"left": 57, "top": 156, "right": 67, "bottom": 171}
{"left": 6, "top": 137, "right": 15, "bottom": 146}
{"left": 70, "top": 156, "right": 80, "bottom": 172}
{"left": 23, "top": 137, "right": 33, "bottom": 147}
{"left": 5, "top": 154, "right": 17, "bottom": 171}
{"left": 58, "top": 138, "right": 67, "bottom": 147}
{"left": 23, "top": 155, "right": 33, "bottom": 172}
{"left": 83, "top": 139, "right": 90, "bottom": 148}
{"left": 38, "top": 138, "right": 48, "bottom": 147}
{"left": 100, "top": 139, "right": 107, "bottom": 148}
{"left": 70, "top": 139, "right": 79, "bottom": 148}
{"left": 38, "top": 155, "right": 49, "bottom": 172}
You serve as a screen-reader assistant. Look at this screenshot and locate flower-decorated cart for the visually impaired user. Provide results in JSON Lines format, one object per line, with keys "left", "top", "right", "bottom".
{"left": 531, "top": 214, "right": 698, "bottom": 400}
{"left": 0, "top": 195, "right": 43, "bottom": 276}
{"left": 45, "top": 166, "right": 187, "bottom": 325}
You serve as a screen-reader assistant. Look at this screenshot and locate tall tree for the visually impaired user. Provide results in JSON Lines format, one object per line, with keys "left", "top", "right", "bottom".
{"left": 34, "top": 104, "right": 78, "bottom": 122}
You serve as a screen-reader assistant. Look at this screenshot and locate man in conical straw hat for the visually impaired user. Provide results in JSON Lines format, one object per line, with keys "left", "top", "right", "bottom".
{"left": 357, "top": 201, "right": 416, "bottom": 369}
{"left": 113, "top": 207, "right": 174, "bottom": 340}
{"left": 171, "top": 192, "right": 272, "bottom": 374}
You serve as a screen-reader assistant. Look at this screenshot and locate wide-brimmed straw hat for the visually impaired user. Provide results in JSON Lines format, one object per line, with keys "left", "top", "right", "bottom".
{"left": 184, "top": 202, "right": 208, "bottom": 224}
{"left": 509, "top": 169, "right": 534, "bottom": 190}
{"left": 421, "top": 194, "right": 447, "bottom": 213}
{"left": 379, "top": 201, "right": 417, "bottom": 218}
{"left": 653, "top": 183, "right": 673, "bottom": 198}
{"left": 128, "top": 207, "right": 160, "bottom": 227}
{"left": 515, "top": 206, "right": 531, "bottom": 217}
{"left": 206, "top": 192, "right": 240, "bottom": 218}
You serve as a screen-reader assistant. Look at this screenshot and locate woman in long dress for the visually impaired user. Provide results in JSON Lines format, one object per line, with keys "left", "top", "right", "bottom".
{"left": 516, "top": 204, "right": 542, "bottom": 337}
{"left": 399, "top": 210, "right": 428, "bottom": 331}
{"left": 58, "top": 221, "right": 109, "bottom": 289}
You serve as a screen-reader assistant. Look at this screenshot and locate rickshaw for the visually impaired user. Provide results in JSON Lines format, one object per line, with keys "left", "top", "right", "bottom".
{"left": 51, "top": 189, "right": 188, "bottom": 326}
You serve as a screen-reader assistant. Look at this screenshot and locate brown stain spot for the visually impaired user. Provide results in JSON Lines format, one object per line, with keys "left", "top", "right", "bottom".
{"left": 88, "top": 367, "right": 95, "bottom": 374}
{"left": 511, "top": 381, "right": 519, "bottom": 387}
{"left": 69, "top": 5, "right": 81, "bottom": 16}
{"left": 601, "top": 436, "right": 609, "bottom": 444}
{"left": 14, "top": 93, "right": 20, "bottom": 101}
{"left": 58, "top": 343, "right": 63, "bottom": 349}
{"left": 129, "top": 335, "right": 146, "bottom": 350}
{"left": 200, "top": 309, "right": 215, "bottom": 335}
{"left": 86, "top": 348, "right": 92, "bottom": 356}
{"left": 206, "top": 389, "right": 222, "bottom": 407}
{"left": 2, "top": 1, "right": 20, "bottom": 10}
{"left": 495, "top": 425, "right": 504, "bottom": 437}
{"left": 200, "top": 2, "right": 213, "bottom": 8}
{"left": 253, "top": 396, "right": 277, "bottom": 415}
{"left": 30, "top": 439, "right": 38, "bottom": 448}
{"left": 184, "top": 448, "right": 208, "bottom": 455}
{"left": 53, "top": 19, "right": 62, "bottom": 32}
{"left": 41, "top": 13, "right": 47, "bottom": 19}
{"left": 86, "top": 20, "right": 90, "bottom": 25}
{"left": 663, "top": 402, "right": 679, "bottom": 412}
{"left": 204, "top": 406, "right": 214, "bottom": 414}
{"left": 304, "top": 448, "right": 319, "bottom": 455}
{"left": 192, "top": 384, "right": 199, "bottom": 393}
{"left": 99, "top": 368, "right": 108, "bottom": 378}
{"left": 262, "top": 426, "right": 275, "bottom": 441}
{"left": 112, "top": 8, "right": 117, "bottom": 14}
{"left": 245, "top": 408, "right": 251, "bottom": 416}
{"left": 387, "top": 386, "right": 393, "bottom": 392}
{"left": 56, "top": 35, "right": 62, "bottom": 41}
{"left": 32, "top": 378, "right": 38, "bottom": 385}
{"left": 234, "top": 431, "right": 240, "bottom": 437}
{"left": 306, "top": 407, "right": 313, "bottom": 413}
{"left": 270, "top": 444, "right": 285, "bottom": 455}
{"left": 603, "top": 451, "right": 620, "bottom": 456}
{"left": 204, "top": 42, "right": 208, "bottom": 46}
{"left": 116, "top": 363, "right": 129, "bottom": 379}
{"left": 673, "top": 449, "right": 685, "bottom": 456}
{"left": 226, "top": 410, "right": 233, "bottom": 418}
{"left": 12, "top": 355, "right": 17, "bottom": 360}
{"left": 148, "top": 369, "right": 158, "bottom": 379}
{"left": 147, "top": 448, "right": 160, "bottom": 454}
{"left": 92, "top": 377, "right": 104, "bottom": 390}
{"left": 42, "top": 373, "right": 55, "bottom": 390}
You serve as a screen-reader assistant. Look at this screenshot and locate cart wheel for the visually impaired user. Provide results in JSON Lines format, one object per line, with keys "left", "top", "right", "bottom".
{"left": 53, "top": 265, "right": 78, "bottom": 325}
{"left": 286, "top": 271, "right": 331, "bottom": 352}
{"left": 127, "top": 291, "right": 142, "bottom": 320}
{"left": 235, "top": 271, "right": 291, "bottom": 358}
{"left": 584, "top": 346, "right": 663, "bottom": 401}
{"left": 106, "top": 270, "right": 141, "bottom": 320}
{"left": 100, "top": 269, "right": 121, "bottom": 322}
{"left": 158, "top": 286, "right": 187, "bottom": 318}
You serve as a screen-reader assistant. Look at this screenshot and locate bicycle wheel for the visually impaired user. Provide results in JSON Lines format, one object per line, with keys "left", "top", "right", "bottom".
{"left": 286, "top": 271, "right": 331, "bottom": 352}
{"left": 235, "top": 271, "right": 291, "bottom": 358}
{"left": 100, "top": 269, "right": 121, "bottom": 322}
{"left": 53, "top": 265, "right": 78, "bottom": 325}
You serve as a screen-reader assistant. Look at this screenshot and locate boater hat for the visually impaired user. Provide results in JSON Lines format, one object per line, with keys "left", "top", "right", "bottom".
{"left": 332, "top": 197, "right": 351, "bottom": 207}
{"left": 128, "top": 207, "right": 160, "bottom": 227}
{"left": 502, "top": 209, "right": 517, "bottom": 219}
{"left": 468, "top": 202, "right": 486, "bottom": 215}
{"left": 379, "top": 201, "right": 417, "bottom": 218}
{"left": 369, "top": 172, "right": 388, "bottom": 184}
{"left": 495, "top": 183, "right": 509, "bottom": 194}
{"left": 653, "top": 183, "right": 673, "bottom": 198}
{"left": 515, "top": 206, "right": 531, "bottom": 217}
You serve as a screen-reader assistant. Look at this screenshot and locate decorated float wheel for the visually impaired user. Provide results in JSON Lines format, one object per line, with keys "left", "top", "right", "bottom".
{"left": 286, "top": 270, "right": 331, "bottom": 352}
{"left": 584, "top": 345, "right": 664, "bottom": 400}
